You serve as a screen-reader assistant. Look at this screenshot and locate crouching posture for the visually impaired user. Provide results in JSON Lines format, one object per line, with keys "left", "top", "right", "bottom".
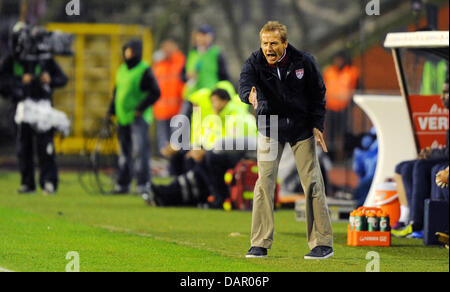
{"left": 239, "top": 21, "right": 333, "bottom": 259}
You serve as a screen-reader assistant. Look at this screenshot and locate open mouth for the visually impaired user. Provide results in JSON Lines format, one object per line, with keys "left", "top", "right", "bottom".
{"left": 266, "top": 53, "right": 277, "bottom": 62}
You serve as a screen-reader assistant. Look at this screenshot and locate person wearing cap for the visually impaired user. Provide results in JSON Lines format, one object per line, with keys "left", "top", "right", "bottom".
{"left": 183, "top": 24, "right": 230, "bottom": 97}
{"left": 239, "top": 21, "right": 334, "bottom": 260}
{"left": 162, "top": 24, "right": 230, "bottom": 159}
{"left": 107, "top": 39, "right": 161, "bottom": 195}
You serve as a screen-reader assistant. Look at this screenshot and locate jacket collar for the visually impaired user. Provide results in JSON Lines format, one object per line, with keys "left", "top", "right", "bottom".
{"left": 267, "top": 49, "right": 288, "bottom": 68}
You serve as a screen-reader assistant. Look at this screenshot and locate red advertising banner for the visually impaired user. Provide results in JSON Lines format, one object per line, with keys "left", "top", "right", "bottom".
{"left": 408, "top": 95, "right": 449, "bottom": 150}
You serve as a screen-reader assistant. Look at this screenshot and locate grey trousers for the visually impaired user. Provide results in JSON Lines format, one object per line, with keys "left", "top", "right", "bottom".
{"left": 156, "top": 119, "right": 172, "bottom": 151}
{"left": 117, "top": 117, "right": 150, "bottom": 188}
{"left": 251, "top": 133, "right": 333, "bottom": 250}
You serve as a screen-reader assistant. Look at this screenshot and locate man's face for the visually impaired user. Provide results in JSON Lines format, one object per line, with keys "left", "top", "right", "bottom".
{"left": 333, "top": 56, "right": 345, "bottom": 69}
{"left": 195, "top": 32, "right": 213, "bottom": 50}
{"left": 124, "top": 47, "right": 134, "bottom": 60}
{"left": 442, "top": 82, "right": 449, "bottom": 109}
{"left": 261, "top": 31, "right": 288, "bottom": 65}
{"left": 162, "top": 41, "right": 177, "bottom": 59}
{"left": 211, "top": 94, "right": 227, "bottom": 114}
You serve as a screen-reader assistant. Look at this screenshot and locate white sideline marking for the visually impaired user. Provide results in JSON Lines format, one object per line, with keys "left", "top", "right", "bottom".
{"left": 0, "top": 266, "right": 13, "bottom": 272}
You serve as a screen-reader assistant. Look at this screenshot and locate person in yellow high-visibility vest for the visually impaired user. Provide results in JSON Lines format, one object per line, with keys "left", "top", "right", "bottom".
{"left": 162, "top": 80, "right": 249, "bottom": 157}
{"left": 145, "top": 88, "right": 257, "bottom": 209}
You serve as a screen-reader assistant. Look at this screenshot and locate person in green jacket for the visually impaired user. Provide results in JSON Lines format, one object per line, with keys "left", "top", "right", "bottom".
{"left": 107, "top": 40, "right": 160, "bottom": 195}
{"left": 172, "top": 24, "right": 230, "bottom": 147}
{"left": 183, "top": 24, "right": 230, "bottom": 96}
{"left": 162, "top": 80, "right": 245, "bottom": 157}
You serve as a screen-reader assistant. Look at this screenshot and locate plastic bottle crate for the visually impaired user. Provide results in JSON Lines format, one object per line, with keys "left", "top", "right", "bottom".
{"left": 347, "top": 207, "right": 392, "bottom": 247}
{"left": 347, "top": 225, "right": 391, "bottom": 246}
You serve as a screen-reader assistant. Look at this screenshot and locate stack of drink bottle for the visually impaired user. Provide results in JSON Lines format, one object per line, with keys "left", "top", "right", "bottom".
{"left": 347, "top": 207, "right": 392, "bottom": 246}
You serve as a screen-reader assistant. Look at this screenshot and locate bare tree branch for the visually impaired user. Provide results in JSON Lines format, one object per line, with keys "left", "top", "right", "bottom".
{"left": 152, "top": 0, "right": 179, "bottom": 48}
{"left": 299, "top": 1, "right": 359, "bottom": 26}
{"left": 219, "top": 0, "right": 245, "bottom": 63}
{"left": 289, "top": 0, "right": 311, "bottom": 49}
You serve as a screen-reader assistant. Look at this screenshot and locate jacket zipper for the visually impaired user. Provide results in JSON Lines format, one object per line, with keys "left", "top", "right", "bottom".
{"left": 286, "top": 63, "right": 295, "bottom": 79}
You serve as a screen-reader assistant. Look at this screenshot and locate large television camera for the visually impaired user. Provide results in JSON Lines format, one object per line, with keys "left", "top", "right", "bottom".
{"left": 12, "top": 24, "right": 74, "bottom": 62}
{"left": 8, "top": 23, "right": 73, "bottom": 99}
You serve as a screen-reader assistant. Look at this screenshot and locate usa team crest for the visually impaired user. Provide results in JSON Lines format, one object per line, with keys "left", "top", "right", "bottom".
{"left": 296, "top": 69, "right": 304, "bottom": 79}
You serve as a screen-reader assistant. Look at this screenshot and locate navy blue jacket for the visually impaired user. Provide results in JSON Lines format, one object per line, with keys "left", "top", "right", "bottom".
{"left": 239, "top": 44, "right": 326, "bottom": 144}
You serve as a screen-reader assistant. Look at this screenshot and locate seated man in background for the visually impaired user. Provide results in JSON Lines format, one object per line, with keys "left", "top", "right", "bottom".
{"left": 393, "top": 77, "right": 449, "bottom": 238}
{"left": 146, "top": 88, "right": 257, "bottom": 209}
{"left": 161, "top": 80, "right": 246, "bottom": 175}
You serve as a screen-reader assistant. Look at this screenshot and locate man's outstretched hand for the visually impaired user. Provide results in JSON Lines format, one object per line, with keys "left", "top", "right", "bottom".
{"left": 249, "top": 87, "right": 258, "bottom": 110}
{"left": 313, "top": 128, "right": 328, "bottom": 153}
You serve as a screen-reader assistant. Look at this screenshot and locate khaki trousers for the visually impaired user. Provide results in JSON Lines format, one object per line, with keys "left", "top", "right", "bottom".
{"left": 251, "top": 133, "right": 333, "bottom": 250}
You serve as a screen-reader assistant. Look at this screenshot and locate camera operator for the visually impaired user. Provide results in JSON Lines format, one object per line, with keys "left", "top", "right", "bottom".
{"left": 0, "top": 22, "right": 68, "bottom": 195}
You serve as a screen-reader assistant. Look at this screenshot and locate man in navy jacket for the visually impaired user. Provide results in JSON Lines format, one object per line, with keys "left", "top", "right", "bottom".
{"left": 239, "top": 21, "right": 333, "bottom": 259}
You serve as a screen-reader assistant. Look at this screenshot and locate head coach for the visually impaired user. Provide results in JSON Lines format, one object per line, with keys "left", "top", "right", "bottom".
{"left": 239, "top": 21, "right": 333, "bottom": 260}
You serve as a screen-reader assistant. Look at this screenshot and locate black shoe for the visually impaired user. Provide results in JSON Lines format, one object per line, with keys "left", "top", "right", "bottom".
{"left": 136, "top": 184, "right": 151, "bottom": 196}
{"left": 110, "top": 185, "right": 129, "bottom": 195}
{"left": 142, "top": 185, "right": 164, "bottom": 206}
{"left": 142, "top": 188, "right": 158, "bottom": 206}
{"left": 17, "top": 185, "right": 36, "bottom": 195}
{"left": 142, "top": 191, "right": 155, "bottom": 206}
{"left": 246, "top": 247, "right": 268, "bottom": 258}
{"left": 304, "top": 246, "right": 334, "bottom": 260}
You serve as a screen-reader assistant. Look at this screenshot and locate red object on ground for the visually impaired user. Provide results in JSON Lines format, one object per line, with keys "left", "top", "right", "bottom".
{"left": 225, "top": 159, "right": 280, "bottom": 211}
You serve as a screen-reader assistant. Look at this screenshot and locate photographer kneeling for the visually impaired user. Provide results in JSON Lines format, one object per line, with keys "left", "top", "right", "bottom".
{"left": 0, "top": 23, "right": 68, "bottom": 195}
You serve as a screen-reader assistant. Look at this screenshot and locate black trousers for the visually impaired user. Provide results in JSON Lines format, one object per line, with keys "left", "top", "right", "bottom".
{"left": 155, "top": 151, "right": 245, "bottom": 207}
{"left": 16, "top": 123, "right": 58, "bottom": 190}
{"left": 204, "top": 151, "right": 246, "bottom": 207}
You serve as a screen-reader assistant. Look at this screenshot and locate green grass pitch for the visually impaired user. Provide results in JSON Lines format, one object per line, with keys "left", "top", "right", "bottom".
{"left": 0, "top": 171, "right": 448, "bottom": 272}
